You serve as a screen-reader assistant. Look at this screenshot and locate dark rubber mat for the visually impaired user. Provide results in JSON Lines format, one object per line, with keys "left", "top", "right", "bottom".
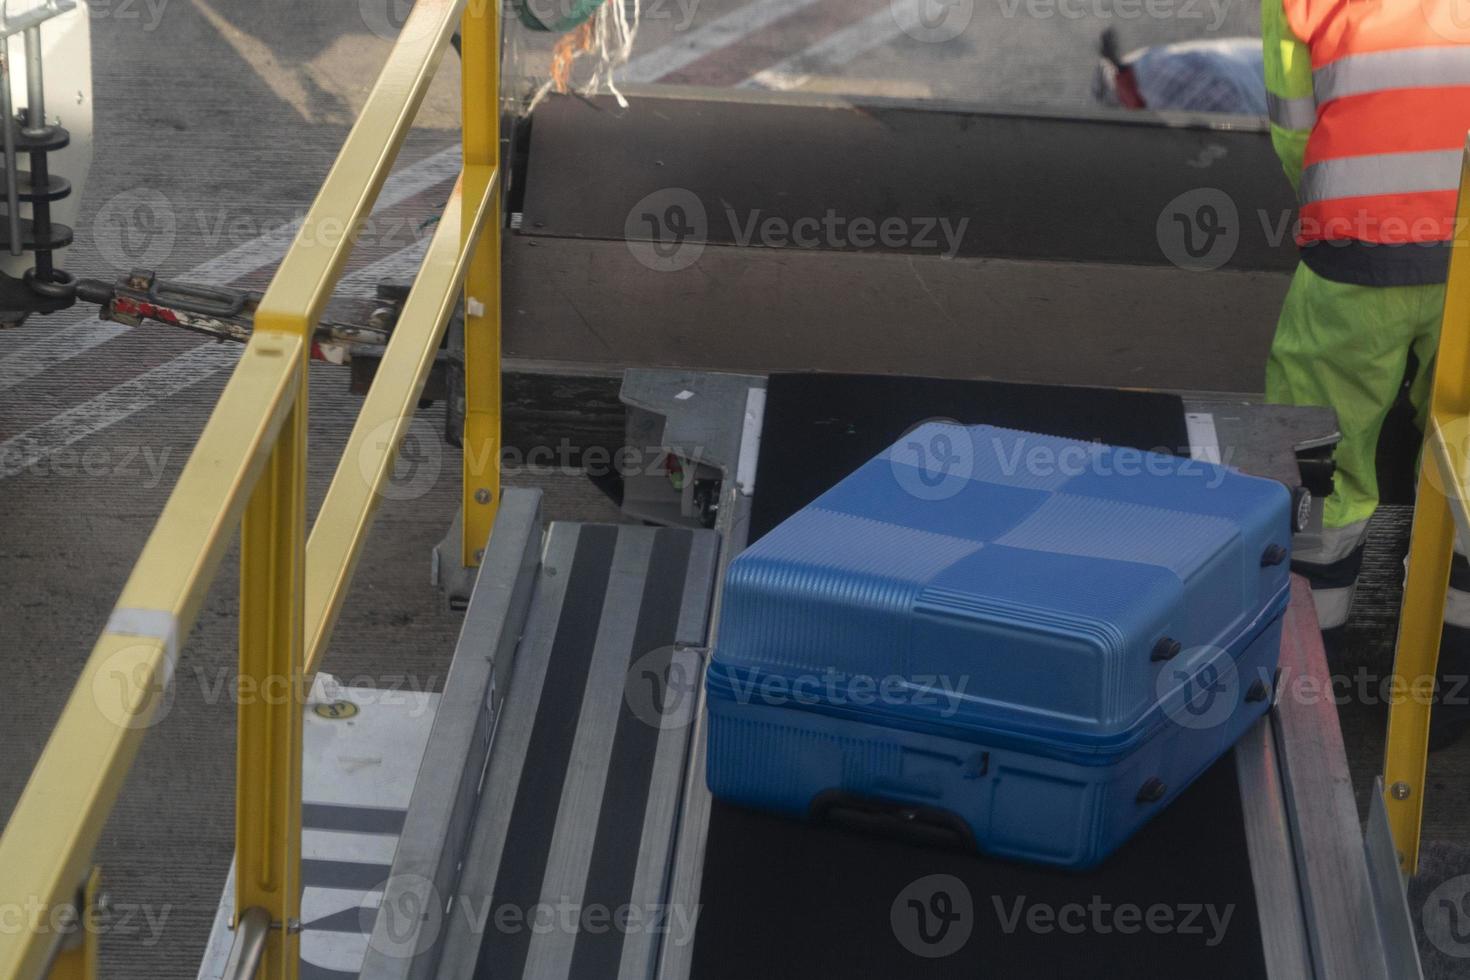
{"left": 692, "top": 757, "right": 1264, "bottom": 979}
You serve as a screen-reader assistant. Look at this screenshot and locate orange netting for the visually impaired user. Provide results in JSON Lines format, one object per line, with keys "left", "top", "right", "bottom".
{"left": 550, "top": 18, "right": 598, "bottom": 95}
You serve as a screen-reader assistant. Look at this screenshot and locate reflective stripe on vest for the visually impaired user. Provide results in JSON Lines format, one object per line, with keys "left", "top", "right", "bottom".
{"left": 1267, "top": 91, "right": 1316, "bottom": 130}
{"left": 1300, "top": 148, "right": 1462, "bottom": 205}
{"left": 1314, "top": 45, "right": 1470, "bottom": 105}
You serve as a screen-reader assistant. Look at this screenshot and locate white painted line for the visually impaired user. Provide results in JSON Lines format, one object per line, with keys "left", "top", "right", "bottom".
{"left": 736, "top": 386, "right": 766, "bottom": 495}
{"left": 1187, "top": 412, "right": 1222, "bottom": 465}
{"left": 0, "top": 146, "right": 460, "bottom": 393}
{"left": 741, "top": 7, "right": 907, "bottom": 90}
{"left": 0, "top": 316, "right": 127, "bottom": 393}
{"left": 302, "top": 883, "right": 386, "bottom": 924}
{"left": 301, "top": 928, "right": 372, "bottom": 974}
{"left": 303, "top": 828, "right": 403, "bottom": 866}
{"left": 0, "top": 240, "right": 433, "bottom": 480}
{"left": 620, "top": 0, "right": 824, "bottom": 82}
{"left": 0, "top": 343, "right": 240, "bottom": 479}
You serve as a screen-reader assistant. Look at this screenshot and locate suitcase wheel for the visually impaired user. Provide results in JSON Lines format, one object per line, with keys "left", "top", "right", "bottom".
{"left": 1136, "top": 778, "right": 1167, "bottom": 804}
{"left": 1150, "top": 637, "right": 1182, "bottom": 662}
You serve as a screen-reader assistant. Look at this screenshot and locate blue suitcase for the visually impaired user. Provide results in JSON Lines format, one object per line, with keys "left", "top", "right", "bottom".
{"left": 706, "top": 423, "right": 1292, "bottom": 869}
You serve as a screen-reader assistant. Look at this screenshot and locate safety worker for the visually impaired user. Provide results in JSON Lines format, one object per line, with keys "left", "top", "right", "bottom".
{"left": 1263, "top": 0, "right": 1470, "bottom": 747}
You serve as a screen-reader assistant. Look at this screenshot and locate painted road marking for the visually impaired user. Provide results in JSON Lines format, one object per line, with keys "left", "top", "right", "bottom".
{"left": 620, "top": 0, "right": 825, "bottom": 82}
{"left": 0, "top": 240, "right": 431, "bottom": 480}
{"left": 743, "top": 6, "right": 910, "bottom": 90}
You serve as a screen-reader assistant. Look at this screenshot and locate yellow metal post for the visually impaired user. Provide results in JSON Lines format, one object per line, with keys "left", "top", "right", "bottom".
{"left": 46, "top": 868, "right": 99, "bottom": 980}
{"left": 460, "top": 0, "right": 504, "bottom": 565}
{"left": 235, "top": 378, "right": 307, "bottom": 978}
{"left": 1383, "top": 141, "right": 1470, "bottom": 872}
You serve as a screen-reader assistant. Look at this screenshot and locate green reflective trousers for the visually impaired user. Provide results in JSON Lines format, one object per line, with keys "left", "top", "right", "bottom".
{"left": 1268, "top": 262, "right": 1446, "bottom": 532}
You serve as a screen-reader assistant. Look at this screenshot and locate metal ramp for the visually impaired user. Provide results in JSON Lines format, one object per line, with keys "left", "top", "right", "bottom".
{"left": 353, "top": 492, "right": 718, "bottom": 980}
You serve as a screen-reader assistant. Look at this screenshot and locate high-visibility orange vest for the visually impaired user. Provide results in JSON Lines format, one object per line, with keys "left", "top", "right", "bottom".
{"left": 1283, "top": 0, "right": 1470, "bottom": 249}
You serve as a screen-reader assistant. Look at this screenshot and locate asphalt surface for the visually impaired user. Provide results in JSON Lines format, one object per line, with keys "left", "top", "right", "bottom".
{"left": 1, "top": 0, "right": 1467, "bottom": 977}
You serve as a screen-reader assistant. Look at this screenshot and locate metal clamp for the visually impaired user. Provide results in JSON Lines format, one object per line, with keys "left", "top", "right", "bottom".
{"left": 220, "top": 907, "right": 272, "bottom": 980}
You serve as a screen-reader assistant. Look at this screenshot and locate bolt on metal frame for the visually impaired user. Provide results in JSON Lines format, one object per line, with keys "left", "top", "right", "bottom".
{"left": 0, "top": 0, "right": 502, "bottom": 976}
{"left": 1383, "top": 139, "right": 1470, "bottom": 874}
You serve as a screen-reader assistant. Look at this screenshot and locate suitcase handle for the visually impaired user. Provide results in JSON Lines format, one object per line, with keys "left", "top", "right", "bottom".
{"left": 809, "top": 790, "right": 978, "bottom": 852}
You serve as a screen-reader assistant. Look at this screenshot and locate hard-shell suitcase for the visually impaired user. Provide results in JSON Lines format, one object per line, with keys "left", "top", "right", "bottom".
{"left": 706, "top": 423, "right": 1292, "bottom": 869}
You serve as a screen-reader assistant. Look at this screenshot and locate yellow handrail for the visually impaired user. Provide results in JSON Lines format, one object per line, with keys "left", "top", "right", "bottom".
{"left": 0, "top": 0, "right": 502, "bottom": 973}
{"left": 304, "top": 164, "right": 499, "bottom": 673}
{"left": 1383, "top": 137, "right": 1470, "bottom": 873}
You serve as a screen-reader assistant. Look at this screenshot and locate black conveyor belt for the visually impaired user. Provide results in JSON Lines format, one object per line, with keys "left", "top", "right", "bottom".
{"left": 694, "top": 373, "right": 1266, "bottom": 978}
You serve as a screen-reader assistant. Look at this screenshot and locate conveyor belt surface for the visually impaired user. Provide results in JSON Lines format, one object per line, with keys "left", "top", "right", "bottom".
{"left": 691, "top": 372, "right": 1265, "bottom": 977}
{"left": 434, "top": 522, "right": 719, "bottom": 980}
